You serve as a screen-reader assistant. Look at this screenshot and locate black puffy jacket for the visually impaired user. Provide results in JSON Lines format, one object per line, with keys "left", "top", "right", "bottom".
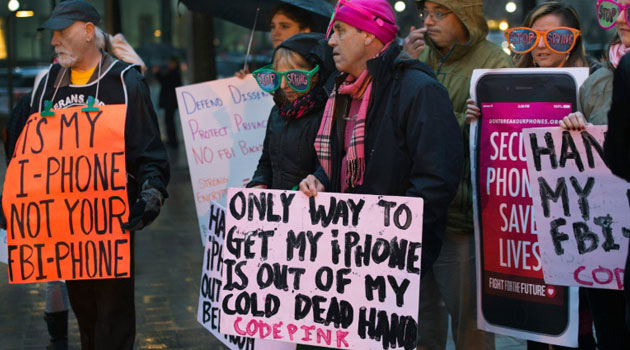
{"left": 605, "top": 54, "right": 630, "bottom": 182}
{"left": 248, "top": 104, "right": 326, "bottom": 190}
{"left": 604, "top": 53, "right": 630, "bottom": 319}
{"left": 323, "top": 44, "right": 464, "bottom": 274}
{"left": 248, "top": 33, "right": 334, "bottom": 190}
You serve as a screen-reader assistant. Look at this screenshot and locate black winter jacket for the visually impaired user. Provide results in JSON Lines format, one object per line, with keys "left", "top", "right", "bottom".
{"left": 155, "top": 67, "right": 182, "bottom": 111}
{"left": 248, "top": 33, "right": 334, "bottom": 190}
{"left": 248, "top": 102, "right": 329, "bottom": 190}
{"left": 605, "top": 54, "right": 630, "bottom": 182}
{"left": 604, "top": 53, "right": 630, "bottom": 314}
{"left": 324, "top": 44, "right": 464, "bottom": 274}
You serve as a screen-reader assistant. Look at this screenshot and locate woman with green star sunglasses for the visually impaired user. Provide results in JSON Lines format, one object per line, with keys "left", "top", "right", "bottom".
{"left": 253, "top": 64, "right": 320, "bottom": 93}
{"left": 247, "top": 33, "right": 335, "bottom": 192}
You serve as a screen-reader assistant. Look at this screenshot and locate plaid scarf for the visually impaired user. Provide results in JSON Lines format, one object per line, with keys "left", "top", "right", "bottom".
{"left": 314, "top": 69, "right": 373, "bottom": 189}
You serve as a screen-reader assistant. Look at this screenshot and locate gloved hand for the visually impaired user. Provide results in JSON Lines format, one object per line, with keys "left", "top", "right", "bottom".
{"left": 122, "top": 180, "right": 165, "bottom": 231}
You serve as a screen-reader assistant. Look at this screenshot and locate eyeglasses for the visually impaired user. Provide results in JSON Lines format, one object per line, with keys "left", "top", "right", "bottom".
{"left": 252, "top": 65, "right": 319, "bottom": 93}
{"left": 326, "top": 0, "right": 394, "bottom": 38}
{"left": 418, "top": 9, "right": 453, "bottom": 22}
{"left": 597, "top": 0, "right": 630, "bottom": 29}
{"left": 504, "top": 27, "right": 582, "bottom": 55}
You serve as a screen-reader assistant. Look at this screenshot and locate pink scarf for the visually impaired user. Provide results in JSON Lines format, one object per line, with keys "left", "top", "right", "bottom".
{"left": 314, "top": 43, "right": 391, "bottom": 189}
{"left": 609, "top": 42, "right": 630, "bottom": 68}
{"left": 314, "top": 70, "right": 372, "bottom": 189}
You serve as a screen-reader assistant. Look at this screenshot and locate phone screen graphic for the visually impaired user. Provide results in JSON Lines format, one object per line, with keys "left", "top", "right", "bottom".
{"left": 476, "top": 74, "right": 575, "bottom": 334}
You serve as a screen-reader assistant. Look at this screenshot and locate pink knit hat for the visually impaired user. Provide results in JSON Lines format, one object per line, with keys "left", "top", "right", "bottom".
{"left": 327, "top": 0, "right": 399, "bottom": 44}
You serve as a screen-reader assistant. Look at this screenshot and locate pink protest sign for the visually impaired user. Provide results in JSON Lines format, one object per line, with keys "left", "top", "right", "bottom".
{"left": 220, "top": 188, "right": 423, "bottom": 350}
{"left": 524, "top": 126, "right": 629, "bottom": 290}
{"left": 197, "top": 201, "right": 295, "bottom": 350}
{"left": 479, "top": 102, "right": 571, "bottom": 304}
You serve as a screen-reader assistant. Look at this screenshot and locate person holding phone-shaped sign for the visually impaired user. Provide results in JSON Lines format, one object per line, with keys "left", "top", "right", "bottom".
{"left": 465, "top": 3, "right": 593, "bottom": 349}
{"left": 403, "top": 0, "right": 512, "bottom": 349}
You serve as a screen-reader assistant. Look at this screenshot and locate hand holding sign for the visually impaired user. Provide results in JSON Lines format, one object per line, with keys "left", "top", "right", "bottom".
{"left": 122, "top": 180, "right": 165, "bottom": 231}
{"left": 559, "top": 112, "right": 589, "bottom": 131}
{"left": 299, "top": 174, "right": 324, "bottom": 197}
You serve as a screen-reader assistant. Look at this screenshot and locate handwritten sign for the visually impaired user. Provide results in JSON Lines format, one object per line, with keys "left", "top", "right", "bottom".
{"left": 220, "top": 188, "right": 423, "bottom": 350}
{"left": 2, "top": 105, "right": 130, "bottom": 283}
{"left": 198, "top": 201, "right": 294, "bottom": 350}
{"left": 524, "top": 126, "right": 629, "bottom": 289}
{"left": 176, "top": 76, "right": 273, "bottom": 244}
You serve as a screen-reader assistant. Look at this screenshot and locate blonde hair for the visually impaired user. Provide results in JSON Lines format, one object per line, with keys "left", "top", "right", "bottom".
{"left": 272, "top": 48, "right": 313, "bottom": 71}
{"left": 271, "top": 48, "right": 319, "bottom": 102}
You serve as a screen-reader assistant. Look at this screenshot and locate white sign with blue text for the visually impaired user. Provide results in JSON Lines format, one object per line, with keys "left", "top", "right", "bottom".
{"left": 176, "top": 76, "right": 274, "bottom": 244}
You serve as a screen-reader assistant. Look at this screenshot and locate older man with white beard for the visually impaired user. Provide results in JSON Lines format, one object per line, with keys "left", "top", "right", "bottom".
{"left": 3, "top": 1, "right": 169, "bottom": 349}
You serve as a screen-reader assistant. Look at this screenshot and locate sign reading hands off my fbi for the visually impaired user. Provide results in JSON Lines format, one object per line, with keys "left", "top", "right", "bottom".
{"left": 2, "top": 105, "right": 130, "bottom": 283}
{"left": 220, "top": 188, "right": 423, "bottom": 350}
{"left": 524, "top": 126, "right": 629, "bottom": 289}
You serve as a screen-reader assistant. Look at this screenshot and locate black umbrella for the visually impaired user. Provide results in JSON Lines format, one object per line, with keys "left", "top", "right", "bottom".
{"left": 180, "top": 0, "right": 334, "bottom": 33}
{"left": 181, "top": 0, "right": 333, "bottom": 71}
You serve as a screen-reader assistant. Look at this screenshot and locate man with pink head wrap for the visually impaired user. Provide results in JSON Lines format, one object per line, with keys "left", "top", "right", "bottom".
{"left": 300, "top": 3, "right": 464, "bottom": 347}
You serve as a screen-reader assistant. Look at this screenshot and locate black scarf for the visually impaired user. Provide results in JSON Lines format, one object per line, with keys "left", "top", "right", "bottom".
{"left": 276, "top": 82, "right": 329, "bottom": 121}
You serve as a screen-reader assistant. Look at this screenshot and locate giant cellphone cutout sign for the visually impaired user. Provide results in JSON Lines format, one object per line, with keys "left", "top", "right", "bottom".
{"left": 2, "top": 105, "right": 130, "bottom": 283}
{"left": 220, "top": 188, "right": 423, "bottom": 350}
{"left": 470, "top": 68, "right": 588, "bottom": 347}
{"left": 524, "top": 126, "right": 629, "bottom": 290}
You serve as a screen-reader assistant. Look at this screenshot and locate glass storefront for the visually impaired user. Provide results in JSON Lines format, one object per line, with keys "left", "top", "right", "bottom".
{"left": 0, "top": 0, "right": 617, "bottom": 83}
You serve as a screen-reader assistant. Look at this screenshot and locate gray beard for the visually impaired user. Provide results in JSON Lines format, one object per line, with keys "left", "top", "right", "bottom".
{"left": 57, "top": 56, "right": 77, "bottom": 68}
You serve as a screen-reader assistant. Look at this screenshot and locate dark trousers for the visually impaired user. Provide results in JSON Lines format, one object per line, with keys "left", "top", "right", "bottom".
{"left": 66, "top": 276, "right": 135, "bottom": 350}
{"left": 586, "top": 288, "right": 630, "bottom": 350}
{"left": 163, "top": 107, "right": 178, "bottom": 147}
{"left": 66, "top": 234, "right": 136, "bottom": 350}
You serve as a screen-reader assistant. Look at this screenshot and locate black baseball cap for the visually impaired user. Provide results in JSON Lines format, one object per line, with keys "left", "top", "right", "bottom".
{"left": 38, "top": 0, "right": 101, "bottom": 31}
